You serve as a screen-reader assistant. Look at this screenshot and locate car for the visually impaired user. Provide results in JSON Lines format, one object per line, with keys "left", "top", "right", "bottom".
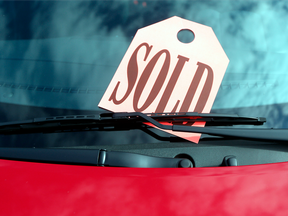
{"left": 1, "top": 0, "right": 288, "bottom": 215}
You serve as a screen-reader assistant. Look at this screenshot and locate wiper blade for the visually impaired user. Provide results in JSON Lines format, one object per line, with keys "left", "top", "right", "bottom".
{"left": 0, "top": 148, "right": 193, "bottom": 168}
{"left": 0, "top": 112, "right": 264, "bottom": 134}
{"left": 0, "top": 111, "right": 265, "bottom": 127}
{"left": 0, "top": 112, "right": 277, "bottom": 142}
{"left": 105, "top": 112, "right": 265, "bottom": 126}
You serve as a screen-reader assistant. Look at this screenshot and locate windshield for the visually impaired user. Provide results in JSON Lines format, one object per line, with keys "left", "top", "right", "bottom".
{"left": 0, "top": 0, "right": 287, "bottom": 148}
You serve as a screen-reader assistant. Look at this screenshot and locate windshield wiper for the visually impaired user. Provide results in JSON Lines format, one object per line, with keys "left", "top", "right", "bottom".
{"left": 0, "top": 112, "right": 280, "bottom": 142}
{"left": 0, "top": 148, "right": 193, "bottom": 168}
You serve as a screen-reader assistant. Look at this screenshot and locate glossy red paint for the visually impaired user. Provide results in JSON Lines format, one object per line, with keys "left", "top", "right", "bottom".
{"left": 1, "top": 159, "right": 288, "bottom": 216}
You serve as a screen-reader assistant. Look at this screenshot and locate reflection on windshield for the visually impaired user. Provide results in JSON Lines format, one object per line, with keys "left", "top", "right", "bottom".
{"left": 0, "top": 0, "right": 287, "bottom": 129}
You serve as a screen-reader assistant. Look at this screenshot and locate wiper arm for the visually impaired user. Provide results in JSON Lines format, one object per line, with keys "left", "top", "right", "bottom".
{"left": 113, "top": 112, "right": 287, "bottom": 142}
{"left": 0, "top": 148, "right": 193, "bottom": 168}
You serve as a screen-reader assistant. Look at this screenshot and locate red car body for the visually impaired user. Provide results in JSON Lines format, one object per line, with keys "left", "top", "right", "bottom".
{"left": 2, "top": 159, "right": 288, "bottom": 216}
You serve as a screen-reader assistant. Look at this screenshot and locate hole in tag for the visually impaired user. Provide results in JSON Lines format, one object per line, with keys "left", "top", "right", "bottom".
{"left": 177, "top": 29, "right": 195, "bottom": 43}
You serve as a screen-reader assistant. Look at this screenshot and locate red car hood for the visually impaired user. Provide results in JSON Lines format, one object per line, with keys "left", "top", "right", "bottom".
{"left": 1, "top": 159, "right": 288, "bottom": 216}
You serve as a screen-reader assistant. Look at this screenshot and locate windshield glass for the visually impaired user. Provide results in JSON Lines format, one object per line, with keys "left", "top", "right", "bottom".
{"left": 0, "top": 0, "right": 287, "bottom": 147}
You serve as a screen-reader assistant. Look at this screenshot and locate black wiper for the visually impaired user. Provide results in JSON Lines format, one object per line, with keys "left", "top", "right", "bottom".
{"left": 0, "top": 148, "right": 193, "bottom": 168}
{"left": 0, "top": 112, "right": 278, "bottom": 142}
{"left": 0, "top": 112, "right": 264, "bottom": 133}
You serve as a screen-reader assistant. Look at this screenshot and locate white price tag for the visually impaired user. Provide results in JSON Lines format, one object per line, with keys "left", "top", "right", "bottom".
{"left": 99, "top": 16, "right": 229, "bottom": 143}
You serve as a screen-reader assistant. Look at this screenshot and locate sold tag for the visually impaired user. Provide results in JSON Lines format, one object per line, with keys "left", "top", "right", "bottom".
{"left": 99, "top": 16, "right": 229, "bottom": 143}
